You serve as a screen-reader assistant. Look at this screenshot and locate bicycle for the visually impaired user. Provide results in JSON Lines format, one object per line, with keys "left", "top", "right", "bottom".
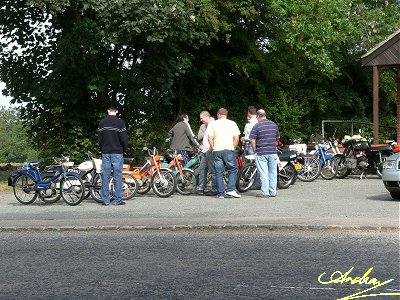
{"left": 8, "top": 156, "right": 85, "bottom": 206}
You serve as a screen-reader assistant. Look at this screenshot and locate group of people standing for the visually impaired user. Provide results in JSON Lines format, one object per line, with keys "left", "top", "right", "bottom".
{"left": 97, "top": 105, "right": 280, "bottom": 206}
{"left": 168, "top": 107, "right": 280, "bottom": 199}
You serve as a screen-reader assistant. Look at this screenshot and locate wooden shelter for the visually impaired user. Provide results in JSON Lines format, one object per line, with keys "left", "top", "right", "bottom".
{"left": 361, "top": 29, "right": 400, "bottom": 144}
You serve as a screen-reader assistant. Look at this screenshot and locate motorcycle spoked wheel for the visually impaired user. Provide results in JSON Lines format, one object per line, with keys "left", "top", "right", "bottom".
{"left": 375, "top": 154, "right": 391, "bottom": 179}
{"left": 296, "top": 156, "right": 321, "bottom": 182}
{"left": 334, "top": 155, "right": 351, "bottom": 179}
{"left": 277, "top": 163, "right": 296, "bottom": 189}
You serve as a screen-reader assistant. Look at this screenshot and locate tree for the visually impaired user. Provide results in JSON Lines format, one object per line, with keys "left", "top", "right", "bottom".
{"left": 0, "top": 0, "right": 399, "bottom": 156}
{"left": 0, "top": 107, "right": 38, "bottom": 162}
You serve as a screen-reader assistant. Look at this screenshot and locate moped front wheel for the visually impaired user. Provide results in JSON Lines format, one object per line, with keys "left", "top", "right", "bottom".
{"left": 90, "top": 173, "right": 103, "bottom": 203}
{"left": 151, "top": 169, "right": 177, "bottom": 198}
{"left": 60, "top": 173, "right": 85, "bottom": 206}
{"left": 13, "top": 174, "right": 38, "bottom": 204}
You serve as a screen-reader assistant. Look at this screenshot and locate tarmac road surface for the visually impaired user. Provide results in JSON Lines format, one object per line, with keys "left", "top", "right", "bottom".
{"left": 0, "top": 230, "right": 398, "bottom": 300}
{"left": 0, "top": 176, "right": 398, "bottom": 230}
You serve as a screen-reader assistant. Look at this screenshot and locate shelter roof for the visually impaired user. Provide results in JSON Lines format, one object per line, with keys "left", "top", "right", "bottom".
{"left": 361, "top": 29, "right": 400, "bottom": 67}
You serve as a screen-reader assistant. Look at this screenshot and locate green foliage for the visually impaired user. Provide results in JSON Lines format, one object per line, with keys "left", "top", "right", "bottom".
{"left": 0, "top": 0, "right": 399, "bottom": 154}
{"left": 0, "top": 107, "right": 38, "bottom": 162}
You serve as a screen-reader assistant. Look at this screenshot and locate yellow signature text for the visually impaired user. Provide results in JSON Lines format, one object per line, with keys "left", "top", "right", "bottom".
{"left": 318, "top": 267, "right": 400, "bottom": 300}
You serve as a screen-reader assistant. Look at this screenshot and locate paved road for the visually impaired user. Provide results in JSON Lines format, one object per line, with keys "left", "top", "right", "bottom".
{"left": 0, "top": 176, "right": 398, "bottom": 230}
{"left": 0, "top": 230, "right": 398, "bottom": 300}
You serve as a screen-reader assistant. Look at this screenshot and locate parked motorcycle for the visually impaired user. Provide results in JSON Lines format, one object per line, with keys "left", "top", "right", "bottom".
{"left": 289, "top": 139, "right": 321, "bottom": 182}
{"left": 335, "top": 134, "right": 393, "bottom": 179}
{"left": 236, "top": 148, "right": 297, "bottom": 193}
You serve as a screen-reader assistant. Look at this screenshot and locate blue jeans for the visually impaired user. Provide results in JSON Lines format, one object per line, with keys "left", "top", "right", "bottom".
{"left": 101, "top": 154, "right": 123, "bottom": 204}
{"left": 176, "top": 150, "right": 190, "bottom": 167}
{"left": 213, "top": 150, "right": 238, "bottom": 196}
{"left": 197, "top": 151, "right": 216, "bottom": 192}
{"left": 254, "top": 153, "right": 278, "bottom": 196}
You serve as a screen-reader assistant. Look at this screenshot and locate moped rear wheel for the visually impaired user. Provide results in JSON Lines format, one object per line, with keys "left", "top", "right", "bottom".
{"left": 136, "top": 178, "right": 151, "bottom": 194}
{"left": 13, "top": 174, "right": 38, "bottom": 204}
{"left": 334, "top": 155, "right": 351, "bottom": 179}
{"left": 320, "top": 158, "right": 338, "bottom": 180}
{"left": 176, "top": 169, "right": 196, "bottom": 195}
{"left": 110, "top": 173, "right": 138, "bottom": 200}
{"left": 236, "top": 163, "right": 257, "bottom": 192}
{"left": 40, "top": 176, "right": 61, "bottom": 203}
{"left": 277, "top": 163, "right": 295, "bottom": 189}
{"left": 60, "top": 173, "right": 85, "bottom": 206}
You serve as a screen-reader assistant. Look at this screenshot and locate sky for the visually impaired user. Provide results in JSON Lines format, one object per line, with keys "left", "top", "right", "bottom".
{"left": 0, "top": 81, "right": 13, "bottom": 107}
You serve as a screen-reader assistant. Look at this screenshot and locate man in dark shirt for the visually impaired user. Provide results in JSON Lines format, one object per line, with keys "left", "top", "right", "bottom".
{"left": 249, "top": 109, "right": 280, "bottom": 198}
{"left": 98, "top": 106, "right": 128, "bottom": 206}
{"left": 168, "top": 113, "right": 198, "bottom": 166}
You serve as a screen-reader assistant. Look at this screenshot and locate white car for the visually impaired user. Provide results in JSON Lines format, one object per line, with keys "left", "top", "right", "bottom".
{"left": 382, "top": 152, "right": 400, "bottom": 200}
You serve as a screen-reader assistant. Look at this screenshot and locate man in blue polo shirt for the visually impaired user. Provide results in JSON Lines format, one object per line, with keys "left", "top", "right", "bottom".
{"left": 249, "top": 109, "right": 280, "bottom": 198}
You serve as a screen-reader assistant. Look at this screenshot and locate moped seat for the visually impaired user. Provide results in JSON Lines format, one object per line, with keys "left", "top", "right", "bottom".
{"left": 370, "top": 144, "right": 392, "bottom": 151}
{"left": 279, "top": 150, "right": 297, "bottom": 162}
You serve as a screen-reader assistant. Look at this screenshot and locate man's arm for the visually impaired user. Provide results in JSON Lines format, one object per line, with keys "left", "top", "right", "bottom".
{"left": 233, "top": 135, "right": 239, "bottom": 149}
{"left": 250, "top": 139, "right": 256, "bottom": 152}
{"left": 208, "top": 135, "right": 214, "bottom": 151}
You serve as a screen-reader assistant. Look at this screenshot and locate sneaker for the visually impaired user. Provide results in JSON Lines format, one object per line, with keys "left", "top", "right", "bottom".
{"left": 114, "top": 201, "right": 126, "bottom": 206}
{"left": 256, "top": 193, "right": 269, "bottom": 198}
{"left": 226, "top": 190, "right": 241, "bottom": 198}
{"left": 269, "top": 194, "right": 276, "bottom": 198}
{"left": 217, "top": 195, "right": 225, "bottom": 199}
{"left": 102, "top": 202, "right": 110, "bottom": 206}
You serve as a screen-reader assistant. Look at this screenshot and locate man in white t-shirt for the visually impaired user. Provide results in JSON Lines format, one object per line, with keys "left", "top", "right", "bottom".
{"left": 241, "top": 106, "right": 258, "bottom": 157}
{"left": 207, "top": 108, "right": 241, "bottom": 199}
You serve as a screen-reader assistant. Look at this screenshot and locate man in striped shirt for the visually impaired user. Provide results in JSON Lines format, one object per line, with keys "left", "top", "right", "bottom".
{"left": 249, "top": 109, "right": 280, "bottom": 198}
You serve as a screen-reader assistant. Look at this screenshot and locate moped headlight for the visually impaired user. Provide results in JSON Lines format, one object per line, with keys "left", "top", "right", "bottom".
{"left": 382, "top": 160, "right": 396, "bottom": 169}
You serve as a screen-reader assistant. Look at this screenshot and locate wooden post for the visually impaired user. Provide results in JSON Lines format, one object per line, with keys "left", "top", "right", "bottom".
{"left": 397, "top": 69, "right": 400, "bottom": 145}
{"left": 373, "top": 65, "right": 379, "bottom": 144}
